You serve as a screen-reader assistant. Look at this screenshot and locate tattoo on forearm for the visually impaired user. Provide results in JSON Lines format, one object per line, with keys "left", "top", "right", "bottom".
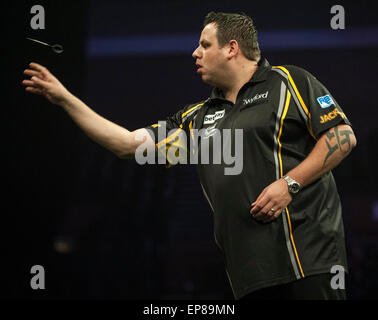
{"left": 324, "top": 136, "right": 338, "bottom": 165}
{"left": 323, "top": 127, "right": 354, "bottom": 167}
{"left": 339, "top": 130, "right": 354, "bottom": 149}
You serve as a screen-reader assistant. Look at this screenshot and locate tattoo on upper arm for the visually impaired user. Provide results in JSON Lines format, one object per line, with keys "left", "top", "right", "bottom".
{"left": 323, "top": 126, "right": 354, "bottom": 167}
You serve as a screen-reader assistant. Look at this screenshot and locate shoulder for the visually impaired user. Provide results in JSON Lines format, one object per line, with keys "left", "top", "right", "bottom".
{"left": 271, "top": 64, "right": 317, "bottom": 82}
{"left": 183, "top": 99, "right": 209, "bottom": 112}
{"left": 180, "top": 99, "right": 209, "bottom": 123}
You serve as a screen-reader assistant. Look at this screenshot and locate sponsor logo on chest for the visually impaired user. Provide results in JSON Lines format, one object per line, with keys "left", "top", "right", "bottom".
{"left": 203, "top": 109, "right": 226, "bottom": 125}
{"left": 243, "top": 91, "right": 269, "bottom": 105}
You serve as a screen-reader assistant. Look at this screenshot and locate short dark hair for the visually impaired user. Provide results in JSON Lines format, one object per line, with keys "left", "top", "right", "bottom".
{"left": 204, "top": 11, "right": 261, "bottom": 62}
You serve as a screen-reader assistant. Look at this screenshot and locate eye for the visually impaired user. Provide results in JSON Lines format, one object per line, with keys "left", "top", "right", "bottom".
{"left": 200, "top": 41, "right": 210, "bottom": 49}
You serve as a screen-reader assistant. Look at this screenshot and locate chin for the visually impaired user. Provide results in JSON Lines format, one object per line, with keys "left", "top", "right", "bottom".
{"left": 201, "top": 74, "right": 213, "bottom": 86}
{"left": 202, "top": 78, "right": 218, "bottom": 88}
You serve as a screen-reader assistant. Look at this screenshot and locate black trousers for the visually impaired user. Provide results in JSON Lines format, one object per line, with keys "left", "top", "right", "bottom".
{"left": 240, "top": 273, "right": 347, "bottom": 300}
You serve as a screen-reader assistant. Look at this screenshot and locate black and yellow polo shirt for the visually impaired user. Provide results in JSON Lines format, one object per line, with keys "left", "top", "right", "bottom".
{"left": 145, "top": 57, "right": 351, "bottom": 299}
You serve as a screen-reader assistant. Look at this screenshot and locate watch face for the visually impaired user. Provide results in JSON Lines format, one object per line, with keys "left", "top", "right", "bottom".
{"left": 289, "top": 183, "right": 300, "bottom": 194}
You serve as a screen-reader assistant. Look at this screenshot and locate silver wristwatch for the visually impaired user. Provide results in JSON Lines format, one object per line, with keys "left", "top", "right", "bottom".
{"left": 283, "top": 175, "right": 301, "bottom": 195}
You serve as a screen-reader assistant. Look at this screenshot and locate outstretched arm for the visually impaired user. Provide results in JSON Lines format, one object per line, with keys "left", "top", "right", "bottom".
{"left": 22, "top": 62, "right": 153, "bottom": 159}
{"left": 250, "top": 124, "right": 356, "bottom": 222}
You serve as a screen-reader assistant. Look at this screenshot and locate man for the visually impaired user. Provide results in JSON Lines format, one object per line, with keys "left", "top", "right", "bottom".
{"left": 22, "top": 12, "right": 356, "bottom": 300}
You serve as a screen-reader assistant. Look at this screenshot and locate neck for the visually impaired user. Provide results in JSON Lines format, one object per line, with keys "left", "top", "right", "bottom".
{"left": 222, "top": 61, "right": 258, "bottom": 104}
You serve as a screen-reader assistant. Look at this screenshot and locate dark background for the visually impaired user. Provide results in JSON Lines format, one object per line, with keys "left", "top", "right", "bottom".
{"left": 3, "top": 0, "right": 378, "bottom": 300}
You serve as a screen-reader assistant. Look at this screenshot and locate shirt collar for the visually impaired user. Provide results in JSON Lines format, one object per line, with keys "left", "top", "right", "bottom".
{"left": 250, "top": 57, "right": 271, "bottom": 83}
{"left": 210, "top": 56, "right": 271, "bottom": 100}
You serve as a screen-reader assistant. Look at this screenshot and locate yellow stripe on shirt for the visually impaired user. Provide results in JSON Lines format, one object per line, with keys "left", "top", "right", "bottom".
{"left": 277, "top": 89, "right": 305, "bottom": 278}
{"left": 272, "top": 66, "right": 317, "bottom": 140}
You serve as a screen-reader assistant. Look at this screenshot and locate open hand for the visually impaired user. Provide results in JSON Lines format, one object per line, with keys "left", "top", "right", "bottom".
{"left": 22, "top": 62, "right": 70, "bottom": 106}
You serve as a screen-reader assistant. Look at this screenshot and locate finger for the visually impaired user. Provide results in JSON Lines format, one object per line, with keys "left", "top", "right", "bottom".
{"left": 253, "top": 188, "right": 267, "bottom": 206}
{"left": 264, "top": 209, "right": 284, "bottom": 223}
{"left": 250, "top": 194, "right": 270, "bottom": 215}
{"left": 29, "top": 62, "right": 45, "bottom": 71}
{"left": 22, "top": 79, "right": 44, "bottom": 87}
{"left": 260, "top": 207, "right": 278, "bottom": 222}
{"left": 22, "top": 80, "right": 37, "bottom": 87}
{"left": 29, "top": 62, "right": 50, "bottom": 77}
{"left": 31, "top": 76, "right": 50, "bottom": 88}
{"left": 252, "top": 200, "right": 274, "bottom": 220}
{"left": 24, "top": 69, "right": 43, "bottom": 78}
{"left": 25, "top": 86, "right": 43, "bottom": 95}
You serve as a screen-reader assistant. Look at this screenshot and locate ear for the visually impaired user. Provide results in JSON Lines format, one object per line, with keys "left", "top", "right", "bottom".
{"left": 226, "top": 40, "right": 239, "bottom": 59}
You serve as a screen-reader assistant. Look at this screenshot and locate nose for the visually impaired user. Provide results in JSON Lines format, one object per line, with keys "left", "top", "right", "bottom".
{"left": 192, "top": 46, "right": 200, "bottom": 59}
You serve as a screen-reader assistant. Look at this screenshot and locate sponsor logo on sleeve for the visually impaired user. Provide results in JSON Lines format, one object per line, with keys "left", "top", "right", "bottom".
{"left": 320, "top": 108, "right": 347, "bottom": 124}
{"left": 317, "top": 94, "right": 335, "bottom": 109}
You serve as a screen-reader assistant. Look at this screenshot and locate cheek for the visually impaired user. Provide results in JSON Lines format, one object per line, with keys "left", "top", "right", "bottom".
{"left": 204, "top": 52, "right": 216, "bottom": 66}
